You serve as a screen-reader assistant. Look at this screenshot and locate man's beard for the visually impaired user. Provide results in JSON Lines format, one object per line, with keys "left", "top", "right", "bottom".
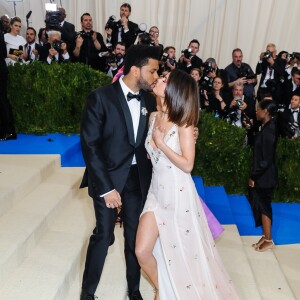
{"left": 136, "top": 75, "right": 154, "bottom": 92}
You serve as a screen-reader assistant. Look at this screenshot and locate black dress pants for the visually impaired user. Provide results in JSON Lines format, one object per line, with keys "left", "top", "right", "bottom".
{"left": 82, "top": 165, "right": 143, "bottom": 295}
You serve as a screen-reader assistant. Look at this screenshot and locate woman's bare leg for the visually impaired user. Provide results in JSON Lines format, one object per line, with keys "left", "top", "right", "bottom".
{"left": 135, "top": 212, "right": 160, "bottom": 299}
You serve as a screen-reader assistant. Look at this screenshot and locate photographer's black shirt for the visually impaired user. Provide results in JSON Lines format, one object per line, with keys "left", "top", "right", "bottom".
{"left": 72, "top": 31, "right": 107, "bottom": 70}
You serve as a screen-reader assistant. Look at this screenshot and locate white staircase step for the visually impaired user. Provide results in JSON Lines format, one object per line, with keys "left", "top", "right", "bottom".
{"left": 216, "top": 225, "right": 262, "bottom": 299}
{"left": 66, "top": 224, "right": 260, "bottom": 300}
{"left": 0, "top": 155, "right": 60, "bottom": 216}
{"left": 0, "top": 167, "right": 83, "bottom": 288}
{"left": 242, "top": 236, "right": 296, "bottom": 300}
{"left": 274, "top": 244, "right": 300, "bottom": 298}
{"left": 0, "top": 188, "right": 94, "bottom": 300}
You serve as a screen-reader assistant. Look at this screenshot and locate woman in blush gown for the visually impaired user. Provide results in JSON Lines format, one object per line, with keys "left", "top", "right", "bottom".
{"left": 135, "top": 69, "right": 240, "bottom": 300}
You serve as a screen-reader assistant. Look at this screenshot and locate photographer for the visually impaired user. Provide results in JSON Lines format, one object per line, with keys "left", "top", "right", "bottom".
{"left": 285, "top": 52, "right": 300, "bottom": 79}
{"left": 226, "top": 82, "right": 255, "bottom": 128}
{"left": 148, "top": 26, "right": 163, "bottom": 53}
{"left": 100, "top": 42, "right": 126, "bottom": 77}
{"left": 256, "top": 43, "right": 286, "bottom": 103}
{"left": 278, "top": 94, "right": 300, "bottom": 139}
{"left": 200, "top": 57, "right": 228, "bottom": 94}
{"left": 105, "top": 3, "right": 138, "bottom": 50}
{"left": 39, "top": 30, "right": 70, "bottom": 64}
{"left": 177, "top": 39, "right": 203, "bottom": 74}
{"left": 72, "top": 13, "right": 106, "bottom": 70}
{"left": 225, "top": 48, "right": 257, "bottom": 100}
{"left": 159, "top": 46, "right": 176, "bottom": 75}
{"left": 281, "top": 67, "right": 300, "bottom": 107}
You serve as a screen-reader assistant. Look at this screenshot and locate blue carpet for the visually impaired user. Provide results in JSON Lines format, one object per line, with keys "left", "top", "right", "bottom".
{"left": 203, "top": 186, "right": 235, "bottom": 224}
{"left": 1, "top": 134, "right": 299, "bottom": 245}
{"left": 0, "top": 133, "right": 85, "bottom": 167}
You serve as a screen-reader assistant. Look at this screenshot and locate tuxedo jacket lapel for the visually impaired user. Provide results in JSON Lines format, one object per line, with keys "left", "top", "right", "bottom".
{"left": 114, "top": 82, "right": 135, "bottom": 147}
{"left": 136, "top": 96, "right": 147, "bottom": 147}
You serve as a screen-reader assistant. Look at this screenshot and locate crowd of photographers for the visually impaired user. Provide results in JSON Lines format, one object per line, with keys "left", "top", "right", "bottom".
{"left": 1, "top": 3, "right": 300, "bottom": 143}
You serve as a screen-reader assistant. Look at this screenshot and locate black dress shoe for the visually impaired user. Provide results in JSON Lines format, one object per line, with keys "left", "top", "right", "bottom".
{"left": 0, "top": 133, "right": 17, "bottom": 141}
{"left": 80, "top": 289, "right": 96, "bottom": 300}
{"left": 128, "top": 290, "right": 143, "bottom": 300}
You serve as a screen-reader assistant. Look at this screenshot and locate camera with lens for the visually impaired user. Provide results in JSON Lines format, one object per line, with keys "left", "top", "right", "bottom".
{"left": 105, "top": 15, "right": 116, "bottom": 30}
{"left": 199, "top": 62, "right": 215, "bottom": 92}
{"left": 45, "top": 11, "right": 61, "bottom": 30}
{"left": 290, "top": 52, "right": 300, "bottom": 61}
{"left": 203, "top": 61, "right": 215, "bottom": 75}
{"left": 168, "top": 57, "right": 177, "bottom": 66}
{"left": 181, "top": 48, "right": 192, "bottom": 59}
{"left": 106, "top": 53, "right": 116, "bottom": 64}
{"left": 226, "top": 98, "right": 244, "bottom": 123}
{"left": 161, "top": 53, "right": 176, "bottom": 66}
{"left": 263, "top": 50, "right": 272, "bottom": 60}
{"left": 52, "top": 40, "right": 62, "bottom": 51}
{"left": 135, "top": 23, "right": 153, "bottom": 46}
{"left": 138, "top": 32, "right": 152, "bottom": 46}
{"left": 105, "top": 42, "right": 113, "bottom": 52}
{"left": 77, "top": 30, "right": 94, "bottom": 39}
{"left": 237, "top": 66, "right": 256, "bottom": 80}
{"left": 235, "top": 98, "right": 243, "bottom": 108}
{"left": 161, "top": 52, "right": 169, "bottom": 63}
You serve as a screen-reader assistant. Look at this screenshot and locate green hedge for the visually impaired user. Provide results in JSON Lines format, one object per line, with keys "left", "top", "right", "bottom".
{"left": 7, "top": 63, "right": 300, "bottom": 202}
{"left": 8, "top": 61, "right": 111, "bottom": 133}
{"left": 193, "top": 112, "right": 300, "bottom": 203}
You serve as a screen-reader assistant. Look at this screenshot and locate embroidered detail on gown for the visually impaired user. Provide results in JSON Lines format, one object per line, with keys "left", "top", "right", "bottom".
{"left": 142, "top": 115, "right": 240, "bottom": 300}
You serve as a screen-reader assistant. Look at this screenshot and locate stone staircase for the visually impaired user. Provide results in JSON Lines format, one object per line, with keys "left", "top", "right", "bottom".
{"left": 0, "top": 155, "right": 299, "bottom": 300}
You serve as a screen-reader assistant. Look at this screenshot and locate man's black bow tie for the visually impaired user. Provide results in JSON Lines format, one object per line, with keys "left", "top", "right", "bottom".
{"left": 293, "top": 110, "right": 299, "bottom": 114}
{"left": 127, "top": 92, "right": 142, "bottom": 101}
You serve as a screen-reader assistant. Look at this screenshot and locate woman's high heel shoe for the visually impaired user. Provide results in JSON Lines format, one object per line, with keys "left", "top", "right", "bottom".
{"left": 255, "top": 239, "right": 275, "bottom": 252}
{"left": 252, "top": 235, "right": 265, "bottom": 248}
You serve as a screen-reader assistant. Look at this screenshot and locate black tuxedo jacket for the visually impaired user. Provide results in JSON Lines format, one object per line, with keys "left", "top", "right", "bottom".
{"left": 256, "top": 57, "right": 286, "bottom": 87}
{"left": 24, "top": 42, "right": 43, "bottom": 61}
{"left": 80, "top": 80, "right": 156, "bottom": 203}
{"left": 251, "top": 120, "right": 277, "bottom": 188}
{"left": 278, "top": 108, "right": 300, "bottom": 138}
{"left": 60, "top": 21, "right": 76, "bottom": 44}
{"left": 111, "top": 20, "right": 138, "bottom": 50}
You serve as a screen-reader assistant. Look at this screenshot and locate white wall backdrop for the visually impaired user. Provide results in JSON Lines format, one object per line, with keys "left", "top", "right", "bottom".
{"left": 1, "top": 0, "right": 299, "bottom": 70}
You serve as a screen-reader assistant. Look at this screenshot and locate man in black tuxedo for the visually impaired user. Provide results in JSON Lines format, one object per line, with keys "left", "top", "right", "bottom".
{"left": 58, "top": 7, "right": 76, "bottom": 45}
{"left": 0, "top": 32, "right": 16, "bottom": 141}
{"left": 278, "top": 94, "right": 300, "bottom": 138}
{"left": 79, "top": 45, "right": 161, "bottom": 300}
{"left": 256, "top": 43, "right": 286, "bottom": 103}
{"left": 106, "top": 3, "right": 138, "bottom": 50}
{"left": 24, "top": 27, "right": 43, "bottom": 62}
{"left": 177, "top": 39, "right": 203, "bottom": 74}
